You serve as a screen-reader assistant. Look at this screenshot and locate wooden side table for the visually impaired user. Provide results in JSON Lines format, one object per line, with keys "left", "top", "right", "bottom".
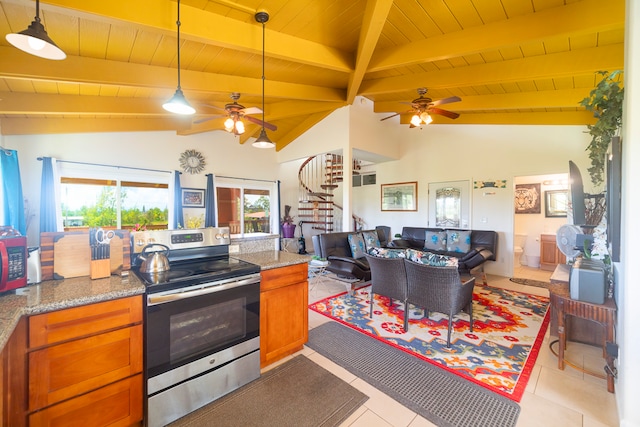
{"left": 549, "top": 264, "right": 616, "bottom": 393}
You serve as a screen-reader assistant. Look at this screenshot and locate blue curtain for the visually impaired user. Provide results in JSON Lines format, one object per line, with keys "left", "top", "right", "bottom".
{"left": 1, "top": 149, "right": 26, "bottom": 235}
{"left": 40, "top": 157, "right": 58, "bottom": 233}
{"left": 205, "top": 174, "right": 216, "bottom": 227}
{"left": 173, "top": 171, "right": 183, "bottom": 229}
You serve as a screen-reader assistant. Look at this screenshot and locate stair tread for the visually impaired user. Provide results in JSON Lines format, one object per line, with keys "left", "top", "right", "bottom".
{"left": 308, "top": 192, "right": 334, "bottom": 197}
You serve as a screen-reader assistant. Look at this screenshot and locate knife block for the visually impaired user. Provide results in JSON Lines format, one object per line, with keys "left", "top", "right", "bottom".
{"left": 90, "top": 259, "right": 111, "bottom": 279}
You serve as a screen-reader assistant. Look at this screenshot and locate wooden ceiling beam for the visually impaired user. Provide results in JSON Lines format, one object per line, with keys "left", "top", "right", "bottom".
{"left": 394, "top": 111, "right": 597, "bottom": 126}
{"left": 345, "top": 0, "right": 394, "bottom": 104}
{"left": 0, "top": 47, "right": 345, "bottom": 102}
{"left": 360, "top": 44, "right": 624, "bottom": 95}
{"left": 273, "top": 110, "right": 335, "bottom": 151}
{"left": 0, "top": 117, "right": 191, "bottom": 135}
{"left": 368, "top": 0, "right": 624, "bottom": 72}
{"left": 373, "top": 89, "right": 595, "bottom": 113}
{"left": 38, "top": 0, "right": 353, "bottom": 72}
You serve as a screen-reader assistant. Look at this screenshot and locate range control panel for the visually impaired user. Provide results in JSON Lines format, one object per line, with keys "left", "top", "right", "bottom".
{"left": 130, "top": 228, "right": 230, "bottom": 254}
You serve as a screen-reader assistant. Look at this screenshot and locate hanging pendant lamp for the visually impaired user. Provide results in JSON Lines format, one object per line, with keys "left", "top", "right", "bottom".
{"left": 252, "top": 12, "right": 275, "bottom": 149}
{"left": 6, "top": 0, "right": 66, "bottom": 60}
{"left": 163, "top": 0, "right": 195, "bottom": 115}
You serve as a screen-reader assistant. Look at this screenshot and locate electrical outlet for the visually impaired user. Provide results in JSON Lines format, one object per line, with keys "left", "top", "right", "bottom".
{"left": 229, "top": 244, "right": 240, "bottom": 254}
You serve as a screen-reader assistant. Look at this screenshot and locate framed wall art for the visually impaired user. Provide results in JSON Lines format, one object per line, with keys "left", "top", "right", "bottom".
{"left": 381, "top": 181, "right": 417, "bottom": 211}
{"left": 545, "top": 189, "right": 568, "bottom": 217}
{"left": 514, "top": 183, "right": 541, "bottom": 214}
{"left": 182, "top": 188, "right": 205, "bottom": 208}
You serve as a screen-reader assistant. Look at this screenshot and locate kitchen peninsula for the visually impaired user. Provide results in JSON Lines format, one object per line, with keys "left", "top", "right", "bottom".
{"left": 0, "top": 245, "right": 310, "bottom": 425}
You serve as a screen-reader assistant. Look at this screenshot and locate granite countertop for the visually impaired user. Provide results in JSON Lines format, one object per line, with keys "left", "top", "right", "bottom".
{"left": 233, "top": 250, "right": 311, "bottom": 270}
{"left": 0, "top": 273, "right": 145, "bottom": 351}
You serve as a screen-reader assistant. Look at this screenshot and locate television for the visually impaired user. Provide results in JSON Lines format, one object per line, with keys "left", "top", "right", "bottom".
{"left": 569, "top": 160, "right": 586, "bottom": 227}
{"left": 607, "top": 136, "right": 622, "bottom": 262}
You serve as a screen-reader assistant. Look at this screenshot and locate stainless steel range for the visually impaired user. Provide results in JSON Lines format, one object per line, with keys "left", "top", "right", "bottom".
{"left": 131, "top": 228, "right": 261, "bottom": 427}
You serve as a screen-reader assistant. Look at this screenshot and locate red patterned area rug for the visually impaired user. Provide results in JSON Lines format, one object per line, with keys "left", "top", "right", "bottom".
{"left": 309, "top": 284, "right": 550, "bottom": 402}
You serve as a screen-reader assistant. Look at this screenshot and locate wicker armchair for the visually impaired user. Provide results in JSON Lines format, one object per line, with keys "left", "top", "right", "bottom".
{"left": 403, "top": 259, "right": 475, "bottom": 347}
{"left": 364, "top": 254, "right": 408, "bottom": 324}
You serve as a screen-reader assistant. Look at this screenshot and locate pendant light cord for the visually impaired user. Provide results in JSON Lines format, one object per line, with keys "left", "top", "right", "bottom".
{"left": 261, "top": 19, "right": 266, "bottom": 130}
{"left": 176, "top": 0, "right": 182, "bottom": 90}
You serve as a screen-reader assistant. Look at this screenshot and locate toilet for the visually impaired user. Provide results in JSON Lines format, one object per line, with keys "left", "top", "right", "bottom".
{"left": 514, "top": 234, "right": 527, "bottom": 267}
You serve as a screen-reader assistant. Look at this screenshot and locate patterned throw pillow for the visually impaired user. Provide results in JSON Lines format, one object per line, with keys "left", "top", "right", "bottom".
{"left": 446, "top": 230, "right": 471, "bottom": 253}
{"left": 423, "top": 230, "right": 447, "bottom": 251}
{"left": 347, "top": 233, "right": 366, "bottom": 259}
{"left": 406, "top": 248, "right": 458, "bottom": 267}
{"left": 367, "top": 247, "right": 407, "bottom": 259}
{"left": 362, "top": 230, "right": 381, "bottom": 250}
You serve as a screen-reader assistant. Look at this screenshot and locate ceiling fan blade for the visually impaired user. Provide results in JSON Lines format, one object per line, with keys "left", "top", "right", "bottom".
{"left": 430, "top": 96, "right": 461, "bottom": 107}
{"left": 241, "top": 107, "right": 263, "bottom": 115}
{"left": 428, "top": 107, "right": 460, "bottom": 119}
{"left": 380, "top": 112, "right": 402, "bottom": 121}
{"left": 244, "top": 115, "right": 278, "bottom": 131}
{"left": 193, "top": 115, "right": 224, "bottom": 124}
{"left": 202, "top": 104, "right": 226, "bottom": 112}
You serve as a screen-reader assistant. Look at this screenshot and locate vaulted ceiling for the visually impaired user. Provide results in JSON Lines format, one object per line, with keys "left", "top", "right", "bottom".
{"left": 0, "top": 0, "right": 625, "bottom": 150}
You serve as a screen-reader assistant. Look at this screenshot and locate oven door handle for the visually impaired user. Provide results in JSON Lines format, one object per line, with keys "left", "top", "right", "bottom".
{"left": 147, "top": 275, "right": 260, "bottom": 306}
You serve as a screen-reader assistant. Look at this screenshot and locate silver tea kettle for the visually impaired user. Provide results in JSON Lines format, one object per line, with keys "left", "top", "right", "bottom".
{"left": 138, "top": 244, "right": 170, "bottom": 274}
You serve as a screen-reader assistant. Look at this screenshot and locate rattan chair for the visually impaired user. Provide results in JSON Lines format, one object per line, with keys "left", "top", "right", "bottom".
{"left": 364, "top": 254, "right": 408, "bottom": 326}
{"left": 403, "top": 259, "right": 475, "bottom": 347}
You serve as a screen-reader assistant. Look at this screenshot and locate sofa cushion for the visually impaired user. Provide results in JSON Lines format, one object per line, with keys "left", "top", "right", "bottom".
{"left": 446, "top": 230, "right": 471, "bottom": 253}
{"left": 424, "top": 230, "right": 447, "bottom": 251}
{"left": 406, "top": 248, "right": 459, "bottom": 267}
{"left": 347, "top": 233, "right": 366, "bottom": 259}
{"left": 368, "top": 247, "right": 407, "bottom": 258}
{"left": 362, "top": 230, "right": 381, "bottom": 250}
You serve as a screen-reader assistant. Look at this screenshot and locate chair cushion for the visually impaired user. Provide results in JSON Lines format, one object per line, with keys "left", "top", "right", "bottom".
{"left": 367, "top": 247, "right": 407, "bottom": 258}
{"left": 362, "top": 230, "right": 381, "bottom": 250}
{"left": 347, "top": 233, "right": 366, "bottom": 259}
{"left": 406, "top": 248, "right": 459, "bottom": 267}
{"left": 424, "top": 230, "right": 447, "bottom": 251}
{"left": 446, "top": 230, "right": 471, "bottom": 253}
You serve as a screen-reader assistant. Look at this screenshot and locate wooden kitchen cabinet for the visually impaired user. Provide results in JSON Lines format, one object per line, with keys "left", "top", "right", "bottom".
{"left": 27, "top": 295, "right": 143, "bottom": 426}
{"left": 540, "top": 234, "right": 566, "bottom": 271}
{"left": 1, "top": 317, "right": 28, "bottom": 427}
{"left": 260, "top": 263, "right": 308, "bottom": 368}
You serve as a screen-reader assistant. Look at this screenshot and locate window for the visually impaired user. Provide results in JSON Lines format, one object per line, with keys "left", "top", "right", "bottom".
{"left": 58, "top": 163, "right": 170, "bottom": 231}
{"left": 215, "top": 180, "right": 275, "bottom": 236}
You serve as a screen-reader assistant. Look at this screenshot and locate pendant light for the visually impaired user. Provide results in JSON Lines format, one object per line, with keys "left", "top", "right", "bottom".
{"left": 163, "top": 0, "right": 195, "bottom": 115}
{"left": 5, "top": 0, "right": 66, "bottom": 60}
{"left": 252, "top": 12, "right": 275, "bottom": 149}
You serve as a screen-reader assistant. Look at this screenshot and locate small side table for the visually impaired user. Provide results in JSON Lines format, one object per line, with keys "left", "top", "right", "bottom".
{"left": 550, "top": 264, "right": 617, "bottom": 393}
{"left": 308, "top": 260, "right": 330, "bottom": 294}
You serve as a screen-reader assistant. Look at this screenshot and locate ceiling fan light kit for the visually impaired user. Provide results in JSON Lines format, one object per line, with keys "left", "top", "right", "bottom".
{"left": 252, "top": 11, "right": 275, "bottom": 149}
{"left": 381, "top": 87, "right": 461, "bottom": 127}
{"left": 6, "top": 0, "right": 66, "bottom": 60}
{"left": 163, "top": 0, "right": 195, "bottom": 116}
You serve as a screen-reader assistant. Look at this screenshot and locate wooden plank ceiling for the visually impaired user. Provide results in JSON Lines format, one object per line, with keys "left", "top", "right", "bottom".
{"left": 0, "top": 0, "right": 625, "bottom": 150}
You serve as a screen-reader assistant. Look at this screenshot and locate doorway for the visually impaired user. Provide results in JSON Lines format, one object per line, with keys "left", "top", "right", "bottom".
{"left": 513, "top": 173, "right": 568, "bottom": 279}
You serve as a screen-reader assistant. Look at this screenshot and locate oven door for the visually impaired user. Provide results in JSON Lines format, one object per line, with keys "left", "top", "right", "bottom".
{"left": 145, "top": 273, "right": 260, "bottom": 380}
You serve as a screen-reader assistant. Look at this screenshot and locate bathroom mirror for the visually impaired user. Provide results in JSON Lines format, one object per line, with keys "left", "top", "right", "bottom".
{"left": 545, "top": 190, "right": 568, "bottom": 218}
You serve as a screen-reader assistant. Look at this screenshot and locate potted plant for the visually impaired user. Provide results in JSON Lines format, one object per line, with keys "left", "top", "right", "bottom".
{"left": 579, "top": 70, "right": 624, "bottom": 188}
{"left": 281, "top": 205, "right": 296, "bottom": 238}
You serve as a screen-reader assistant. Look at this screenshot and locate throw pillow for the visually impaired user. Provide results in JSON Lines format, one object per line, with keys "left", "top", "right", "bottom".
{"left": 362, "top": 230, "right": 381, "bottom": 250}
{"left": 423, "top": 230, "right": 447, "bottom": 251}
{"left": 367, "top": 247, "right": 407, "bottom": 259}
{"left": 347, "top": 233, "right": 366, "bottom": 259}
{"left": 446, "top": 230, "right": 471, "bottom": 253}
{"left": 406, "top": 248, "right": 458, "bottom": 267}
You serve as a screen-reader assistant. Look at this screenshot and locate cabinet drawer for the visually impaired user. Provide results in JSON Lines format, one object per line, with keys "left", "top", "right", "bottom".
{"left": 260, "top": 263, "right": 308, "bottom": 292}
{"left": 29, "top": 325, "right": 143, "bottom": 412}
{"left": 28, "top": 374, "right": 143, "bottom": 427}
{"left": 29, "top": 295, "right": 142, "bottom": 348}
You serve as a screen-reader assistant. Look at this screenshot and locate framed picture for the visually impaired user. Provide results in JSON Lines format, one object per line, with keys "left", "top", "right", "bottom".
{"left": 182, "top": 188, "right": 205, "bottom": 208}
{"left": 514, "top": 183, "right": 541, "bottom": 214}
{"left": 381, "top": 181, "right": 417, "bottom": 211}
{"left": 545, "top": 189, "right": 568, "bottom": 217}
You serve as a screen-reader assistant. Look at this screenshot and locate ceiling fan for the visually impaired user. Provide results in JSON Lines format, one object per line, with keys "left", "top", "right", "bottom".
{"left": 195, "top": 92, "right": 277, "bottom": 135}
{"left": 380, "top": 88, "right": 461, "bottom": 127}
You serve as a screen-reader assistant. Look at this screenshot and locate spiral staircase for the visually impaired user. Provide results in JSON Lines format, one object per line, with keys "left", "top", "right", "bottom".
{"left": 297, "top": 153, "right": 362, "bottom": 233}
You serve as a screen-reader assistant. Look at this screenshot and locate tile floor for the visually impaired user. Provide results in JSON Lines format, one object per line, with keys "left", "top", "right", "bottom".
{"left": 264, "top": 265, "right": 620, "bottom": 427}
